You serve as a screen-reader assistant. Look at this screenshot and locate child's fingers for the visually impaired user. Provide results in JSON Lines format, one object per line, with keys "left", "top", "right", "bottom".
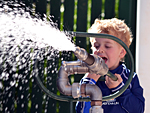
{"left": 105, "top": 75, "right": 109, "bottom": 83}
{"left": 114, "top": 73, "right": 123, "bottom": 83}
{"left": 105, "top": 75, "right": 112, "bottom": 88}
{"left": 85, "top": 73, "right": 101, "bottom": 82}
{"left": 105, "top": 73, "right": 123, "bottom": 89}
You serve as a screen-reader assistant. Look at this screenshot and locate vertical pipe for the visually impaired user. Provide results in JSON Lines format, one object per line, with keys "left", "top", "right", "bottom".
{"left": 70, "top": 101, "right": 73, "bottom": 113}
{"left": 136, "top": 0, "right": 150, "bottom": 112}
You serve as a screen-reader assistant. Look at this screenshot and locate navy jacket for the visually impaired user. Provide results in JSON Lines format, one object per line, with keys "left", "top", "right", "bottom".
{"left": 75, "top": 63, "right": 145, "bottom": 113}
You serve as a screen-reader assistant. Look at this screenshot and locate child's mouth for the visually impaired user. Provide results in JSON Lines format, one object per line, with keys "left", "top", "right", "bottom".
{"left": 101, "top": 57, "right": 107, "bottom": 63}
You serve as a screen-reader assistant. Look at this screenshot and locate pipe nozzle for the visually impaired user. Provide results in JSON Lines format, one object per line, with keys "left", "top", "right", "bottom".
{"left": 74, "top": 46, "right": 109, "bottom": 76}
{"left": 74, "top": 46, "right": 95, "bottom": 65}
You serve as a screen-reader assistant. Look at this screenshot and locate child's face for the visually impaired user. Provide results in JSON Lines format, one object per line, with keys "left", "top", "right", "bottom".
{"left": 91, "top": 38, "right": 126, "bottom": 70}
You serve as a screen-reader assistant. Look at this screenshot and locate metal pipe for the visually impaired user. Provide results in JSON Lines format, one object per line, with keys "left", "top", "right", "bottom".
{"left": 86, "top": 85, "right": 103, "bottom": 112}
{"left": 57, "top": 66, "right": 72, "bottom": 95}
{"left": 74, "top": 46, "right": 117, "bottom": 81}
{"left": 57, "top": 64, "right": 103, "bottom": 99}
{"left": 57, "top": 66, "right": 103, "bottom": 112}
{"left": 74, "top": 46, "right": 95, "bottom": 65}
{"left": 57, "top": 49, "right": 104, "bottom": 113}
{"left": 85, "top": 84, "right": 102, "bottom": 101}
{"left": 74, "top": 46, "right": 108, "bottom": 76}
{"left": 90, "top": 106, "right": 103, "bottom": 113}
{"left": 57, "top": 46, "right": 117, "bottom": 98}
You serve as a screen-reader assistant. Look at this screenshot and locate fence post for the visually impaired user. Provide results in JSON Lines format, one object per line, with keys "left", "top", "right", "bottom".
{"left": 119, "top": 0, "right": 137, "bottom": 69}
{"left": 50, "top": 0, "right": 61, "bottom": 28}
{"left": 35, "top": 0, "right": 47, "bottom": 18}
{"left": 91, "top": 0, "right": 102, "bottom": 24}
{"left": 104, "top": 0, "right": 115, "bottom": 19}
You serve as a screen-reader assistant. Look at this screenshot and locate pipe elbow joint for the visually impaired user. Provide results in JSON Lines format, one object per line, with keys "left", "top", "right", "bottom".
{"left": 57, "top": 66, "right": 72, "bottom": 96}
{"left": 85, "top": 84, "right": 102, "bottom": 101}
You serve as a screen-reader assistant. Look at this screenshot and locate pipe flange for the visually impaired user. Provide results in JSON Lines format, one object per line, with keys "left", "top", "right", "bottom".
{"left": 80, "top": 84, "right": 86, "bottom": 97}
{"left": 72, "top": 83, "right": 80, "bottom": 98}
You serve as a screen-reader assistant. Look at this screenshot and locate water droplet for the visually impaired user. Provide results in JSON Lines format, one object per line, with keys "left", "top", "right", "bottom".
{"left": 21, "top": 95, "right": 24, "bottom": 99}
{"left": 8, "top": 92, "right": 12, "bottom": 97}
{"left": 19, "top": 86, "right": 22, "bottom": 90}
{"left": 5, "top": 107, "right": 8, "bottom": 111}
{"left": 0, "top": 82, "right": 3, "bottom": 89}
{"left": 10, "top": 81, "right": 16, "bottom": 86}
{"left": 21, "top": 104, "right": 24, "bottom": 108}
{"left": 35, "top": 104, "right": 38, "bottom": 109}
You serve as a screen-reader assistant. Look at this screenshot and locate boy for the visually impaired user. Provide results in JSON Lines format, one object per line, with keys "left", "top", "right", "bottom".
{"left": 75, "top": 18, "right": 145, "bottom": 113}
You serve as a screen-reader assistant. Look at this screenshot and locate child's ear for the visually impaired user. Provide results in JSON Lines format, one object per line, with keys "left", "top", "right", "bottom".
{"left": 120, "top": 48, "right": 126, "bottom": 58}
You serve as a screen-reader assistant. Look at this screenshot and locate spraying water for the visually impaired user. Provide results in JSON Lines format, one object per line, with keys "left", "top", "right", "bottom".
{"left": 0, "top": 2, "right": 76, "bottom": 80}
{"left": 0, "top": 3, "right": 75, "bottom": 50}
{"left": 0, "top": 1, "right": 77, "bottom": 112}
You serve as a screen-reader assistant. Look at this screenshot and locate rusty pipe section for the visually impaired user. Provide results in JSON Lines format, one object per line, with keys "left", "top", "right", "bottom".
{"left": 81, "top": 84, "right": 102, "bottom": 101}
{"left": 83, "top": 84, "right": 103, "bottom": 113}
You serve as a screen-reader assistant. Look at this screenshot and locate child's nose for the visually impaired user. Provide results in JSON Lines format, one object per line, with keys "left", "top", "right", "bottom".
{"left": 97, "top": 46, "right": 104, "bottom": 53}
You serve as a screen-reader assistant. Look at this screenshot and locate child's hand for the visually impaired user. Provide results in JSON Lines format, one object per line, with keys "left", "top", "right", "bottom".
{"left": 105, "top": 73, "right": 123, "bottom": 89}
{"left": 84, "top": 73, "right": 101, "bottom": 82}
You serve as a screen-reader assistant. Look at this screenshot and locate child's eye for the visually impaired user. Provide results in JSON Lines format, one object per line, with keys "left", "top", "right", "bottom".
{"left": 95, "top": 45, "right": 99, "bottom": 49}
{"left": 105, "top": 45, "right": 111, "bottom": 48}
{"left": 93, "top": 42, "right": 100, "bottom": 49}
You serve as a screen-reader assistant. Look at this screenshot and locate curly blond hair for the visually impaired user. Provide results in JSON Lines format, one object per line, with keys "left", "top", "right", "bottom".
{"left": 88, "top": 18, "right": 133, "bottom": 48}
